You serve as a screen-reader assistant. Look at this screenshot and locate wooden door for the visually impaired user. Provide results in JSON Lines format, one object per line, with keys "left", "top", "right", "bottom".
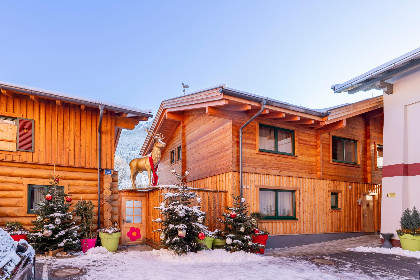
{"left": 121, "top": 196, "right": 146, "bottom": 245}
{"left": 362, "top": 194, "right": 374, "bottom": 233}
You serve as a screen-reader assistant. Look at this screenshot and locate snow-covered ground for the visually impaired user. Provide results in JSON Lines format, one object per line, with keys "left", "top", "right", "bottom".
{"left": 348, "top": 246, "right": 420, "bottom": 259}
{"left": 38, "top": 248, "right": 375, "bottom": 280}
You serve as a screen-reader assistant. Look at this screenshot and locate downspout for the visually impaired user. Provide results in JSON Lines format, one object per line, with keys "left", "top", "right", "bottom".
{"left": 97, "top": 104, "right": 105, "bottom": 230}
{"left": 240, "top": 100, "right": 266, "bottom": 205}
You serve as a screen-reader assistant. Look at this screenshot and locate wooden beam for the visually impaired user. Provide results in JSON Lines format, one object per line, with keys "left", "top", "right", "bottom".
{"left": 115, "top": 116, "right": 141, "bottom": 130}
{"left": 282, "top": 115, "right": 300, "bottom": 121}
{"left": 80, "top": 105, "right": 85, "bottom": 110}
{"left": 297, "top": 119, "right": 315, "bottom": 125}
{"left": 316, "top": 119, "right": 346, "bottom": 135}
{"left": 0, "top": 89, "right": 12, "bottom": 96}
{"left": 265, "top": 112, "right": 285, "bottom": 118}
{"left": 116, "top": 112, "right": 128, "bottom": 117}
{"left": 226, "top": 104, "right": 252, "bottom": 111}
{"left": 206, "top": 106, "right": 245, "bottom": 120}
{"left": 30, "top": 95, "right": 38, "bottom": 102}
{"left": 165, "top": 111, "right": 184, "bottom": 122}
{"left": 166, "top": 99, "right": 229, "bottom": 112}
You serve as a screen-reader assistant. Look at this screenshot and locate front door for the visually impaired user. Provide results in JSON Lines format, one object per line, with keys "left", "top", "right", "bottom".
{"left": 362, "top": 194, "right": 374, "bottom": 233}
{"left": 121, "top": 196, "right": 146, "bottom": 245}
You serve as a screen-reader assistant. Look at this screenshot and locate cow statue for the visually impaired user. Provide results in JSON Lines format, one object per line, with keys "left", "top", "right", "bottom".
{"left": 129, "top": 133, "right": 166, "bottom": 188}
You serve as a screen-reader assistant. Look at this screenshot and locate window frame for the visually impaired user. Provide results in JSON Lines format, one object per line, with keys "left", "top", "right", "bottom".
{"left": 258, "top": 124, "right": 295, "bottom": 156}
{"left": 259, "top": 188, "right": 297, "bottom": 220}
{"left": 177, "top": 146, "right": 181, "bottom": 161}
{"left": 27, "top": 184, "right": 64, "bottom": 214}
{"left": 331, "top": 136, "right": 358, "bottom": 165}
{"left": 331, "top": 192, "right": 339, "bottom": 209}
{"left": 170, "top": 150, "right": 175, "bottom": 164}
{"left": 376, "top": 144, "right": 383, "bottom": 169}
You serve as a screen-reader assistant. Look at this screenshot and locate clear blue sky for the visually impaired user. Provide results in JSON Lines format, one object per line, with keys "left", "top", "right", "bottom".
{"left": 1, "top": 1, "right": 420, "bottom": 114}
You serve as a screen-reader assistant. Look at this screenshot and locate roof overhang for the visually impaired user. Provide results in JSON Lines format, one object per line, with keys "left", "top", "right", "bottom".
{"left": 332, "top": 47, "right": 420, "bottom": 94}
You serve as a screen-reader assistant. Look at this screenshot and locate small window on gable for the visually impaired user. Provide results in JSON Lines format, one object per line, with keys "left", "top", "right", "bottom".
{"left": 259, "top": 124, "right": 294, "bottom": 155}
{"left": 332, "top": 136, "right": 357, "bottom": 164}
{"left": 177, "top": 146, "right": 181, "bottom": 161}
{"left": 376, "top": 144, "right": 383, "bottom": 168}
{"left": 170, "top": 150, "right": 175, "bottom": 164}
{"left": 259, "top": 189, "right": 297, "bottom": 220}
{"left": 0, "top": 117, "right": 34, "bottom": 152}
{"left": 331, "top": 192, "right": 339, "bottom": 209}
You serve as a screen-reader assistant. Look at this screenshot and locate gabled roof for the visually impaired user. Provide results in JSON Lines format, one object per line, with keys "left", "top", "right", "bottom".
{"left": 0, "top": 81, "right": 153, "bottom": 118}
{"left": 141, "top": 85, "right": 383, "bottom": 155}
{"left": 332, "top": 47, "right": 420, "bottom": 94}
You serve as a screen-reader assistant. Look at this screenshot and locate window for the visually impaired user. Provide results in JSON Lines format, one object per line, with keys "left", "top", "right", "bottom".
{"left": 170, "top": 150, "right": 175, "bottom": 164}
{"left": 125, "top": 200, "right": 142, "bottom": 223}
{"left": 177, "top": 146, "right": 181, "bottom": 161}
{"left": 376, "top": 144, "right": 383, "bottom": 168}
{"left": 27, "top": 185, "right": 64, "bottom": 214}
{"left": 259, "top": 124, "right": 294, "bottom": 155}
{"left": 0, "top": 117, "right": 34, "bottom": 152}
{"left": 259, "top": 189, "right": 296, "bottom": 219}
{"left": 332, "top": 136, "right": 357, "bottom": 164}
{"left": 331, "top": 192, "right": 339, "bottom": 209}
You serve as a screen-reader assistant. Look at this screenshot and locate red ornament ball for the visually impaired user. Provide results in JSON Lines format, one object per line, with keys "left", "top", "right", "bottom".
{"left": 198, "top": 232, "right": 205, "bottom": 240}
{"left": 254, "top": 229, "right": 260, "bottom": 234}
{"left": 65, "top": 196, "right": 72, "bottom": 202}
{"left": 229, "top": 212, "right": 237, "bottom": 218}
{"left": 54, "top": 178, "right": 59, "bottom": 183}
{"left": 45, "top": 194, "right": 52, "bottom": 201}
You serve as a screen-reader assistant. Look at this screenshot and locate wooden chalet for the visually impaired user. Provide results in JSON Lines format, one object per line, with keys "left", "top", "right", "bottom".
{"left": 0, "top": 82, "right": 152, "bottom": 230}
{"left": 141, "top": 85, "right": 384, "bottom": 239}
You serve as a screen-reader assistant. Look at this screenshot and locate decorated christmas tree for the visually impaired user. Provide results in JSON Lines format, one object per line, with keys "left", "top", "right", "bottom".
{"left": 29, "top": 175, "right": 79, "bottom": 252}
{"left": 222, "top": 195, "right": 263, "bottom": 252}
{"left": 154, "top": 170, "right": 209, "bottom": 255}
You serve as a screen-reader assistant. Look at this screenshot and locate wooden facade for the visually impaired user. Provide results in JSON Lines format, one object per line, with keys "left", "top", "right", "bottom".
{"left": 0, "top": 83, "right": 151, "bottom": 230}
{"left": 141, "top": 86, "right": 384, "bottom": 236}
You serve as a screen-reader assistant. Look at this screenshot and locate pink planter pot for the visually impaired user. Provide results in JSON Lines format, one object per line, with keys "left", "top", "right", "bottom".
{"left": 81, "top": 238, "right": 97, "bottom": 253}
{"left": 10, "top": 234, "right": 27, "bottom": 242}
{"left": 252, "top": 234, "right": 269, "bottom": 254}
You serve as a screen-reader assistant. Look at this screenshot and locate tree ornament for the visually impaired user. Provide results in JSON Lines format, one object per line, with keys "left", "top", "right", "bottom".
{"left": 241, "top": 198, "right": 245, "bottom": 202}
{"left": 248, "top": 241, "right": 253, "bottom": 246}
{"left": 229, "top": 212, "right": 237, "bottom": 218}
{"left": 65, "top": 196, "right": 72, "bottom": 202}
{"left": 197, "top": 216, "right": 204, "bottom": 223}
{"left": 226, "top": 237, "right": 232, "bottom": 245}
{"left": 198, "top": 232, "right": 205, "bottom": 240}
{"left": 197, "top": 197, "right": 201, "bottom": 203}
{"left": 160, "top": 233, "right": 166, "bottom": 240}
{"left": 55, "top": 218, "right": 61, "bottom": 225}
{"left": 43, "top": 229, "right": 52, "bottom": 237}
{"left": 36, "top": 216, "right": 42, "bottom": 221}
{"left": 45, "top": 194, "right": 52, "bottom": 201}
{"left": 240, "top": 226, "right": 245, "bottom": 232}
{"left": 68, "top": 214, "right": 73, "bottom": 220}
{"left": 178, "top": 229, "right": 186, "bottom": 238}
{"left": 254, "top": 229, "right": 260, "bottom": 234}
{"left": 54, "top": 177, "right": 59, "bottom": 184}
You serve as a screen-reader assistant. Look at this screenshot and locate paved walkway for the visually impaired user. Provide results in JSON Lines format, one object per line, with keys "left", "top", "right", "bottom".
{"left": 266, "top": 234, "right": 381, "bottom": 257}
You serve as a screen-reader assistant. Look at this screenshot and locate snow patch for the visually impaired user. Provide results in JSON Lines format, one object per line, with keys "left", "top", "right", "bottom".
{"left": 348, "top": 246, "right": 420, "bottom": 259}
{"left": 86, "top": 246, "right": 111, "bottom": 255}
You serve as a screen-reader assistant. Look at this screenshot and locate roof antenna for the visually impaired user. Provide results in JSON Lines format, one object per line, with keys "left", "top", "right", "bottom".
{"left": 182, "top": 83, "right": 189, "bottom": 94}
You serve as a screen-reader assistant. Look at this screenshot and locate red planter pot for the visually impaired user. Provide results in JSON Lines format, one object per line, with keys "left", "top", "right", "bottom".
{"left": 81, "top": 238, "right": 97, "bottom": 253}
{"left": 10, "top": 234, "right": 28, "bottom": 242}
{"left": 252, "top": 234, "right": 268, "bottom": 254}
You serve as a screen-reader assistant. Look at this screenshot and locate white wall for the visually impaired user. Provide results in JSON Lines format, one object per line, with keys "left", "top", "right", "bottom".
{"left": 382, "top": 69, "right": 420, "bottom": 237}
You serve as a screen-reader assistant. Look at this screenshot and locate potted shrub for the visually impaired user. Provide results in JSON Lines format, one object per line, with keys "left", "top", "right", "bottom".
{"left": 98, "top": 227, "right": 121, "bottom": 252}
{"left": 250, "top": 212, "right": 269, "bottom": 254}
{"left": 212, "top": 229, "right": 226, "bottom": 249}
{"left": 74, "top": 200, "right": 96, "bottom": 253}
{"left": 3, "top": 221, "right": 29, "bottom": 242}
{"left": 397, "top": 207, "right": 420, "bottom": 251}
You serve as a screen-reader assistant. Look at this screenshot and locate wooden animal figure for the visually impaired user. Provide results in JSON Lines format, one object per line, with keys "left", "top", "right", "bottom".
{"left": 129, "top": 133, "right": 166, "bottom": 187}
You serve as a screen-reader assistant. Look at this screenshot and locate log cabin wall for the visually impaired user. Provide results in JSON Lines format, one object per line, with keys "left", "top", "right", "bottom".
{"left": 158, "top": 124, "right": 182, "bottom": 184}
{"left": 186, "top": 171, "right": 381, "bottom": 235}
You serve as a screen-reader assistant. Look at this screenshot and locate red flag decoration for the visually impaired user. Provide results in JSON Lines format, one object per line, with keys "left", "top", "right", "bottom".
{"left": 18, "top": 119, "right": 33, "bottom": 151}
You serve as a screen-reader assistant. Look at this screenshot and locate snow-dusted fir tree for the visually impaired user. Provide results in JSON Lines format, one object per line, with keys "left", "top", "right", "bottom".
{"left": 154, "top": 170, "right": 209, "bottom": 255}
{"left": 29, "top": 175, "right": 79, "bottom": 252}
{"left": 222, "top": 195, "right": 263, "bottom": 252}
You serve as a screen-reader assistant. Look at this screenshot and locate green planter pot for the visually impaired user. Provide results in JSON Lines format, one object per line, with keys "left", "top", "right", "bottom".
{"left": 99, "top": 232, "right": 121, "bottom": 252}
{"left": 197, "top": 237, "right": 214, "bottom": 249}
{"left": 212, "top": 238, "right": 226, "bottom": 249}
{"left": 398, "top": 234, "right": 420, "bottom": 252}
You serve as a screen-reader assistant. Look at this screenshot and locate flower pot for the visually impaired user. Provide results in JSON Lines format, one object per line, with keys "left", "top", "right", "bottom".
{"left": 212, "top": 238, "right": 226, "bottom": 249}
{"left": 398, "top": 234, "right": 420, "bottom": 252}
{"left": 99, "top": 232, "right": 121, "bottom": 252}
{"left": 196, "top": 236, "right": 214, "bottom": 249}
{"left": 81, "top": 238, "right": 97, "bottom": 253}
{"left": 10, "top": 234, "right": 27, "bottom": 242}
{"left": 252, "top": 234, "right": 268, "bottom": 254}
